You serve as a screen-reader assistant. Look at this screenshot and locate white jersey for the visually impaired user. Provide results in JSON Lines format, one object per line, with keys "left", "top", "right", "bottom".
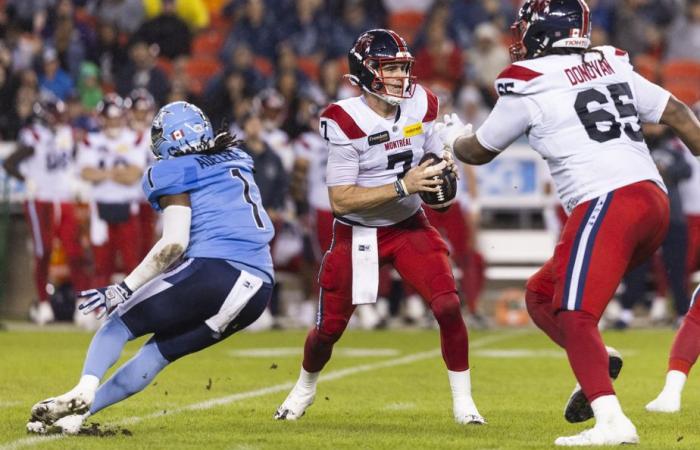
{"left": 294, "top": 130, "right": 331, "bottom": 211}
{"left": 77, "top": 128, "right": 147, "bottom": 203}
{"left": 476, "top": 45, "right": 668, "bottom": 213}
{"left": 18, "top": 123, "right": 77, "bottom": 202}
{"left": 679, "top": 143, "right": 700, "bottom": 215}
{"left": 322, "top": 84, "right": 442, "bottom": 226}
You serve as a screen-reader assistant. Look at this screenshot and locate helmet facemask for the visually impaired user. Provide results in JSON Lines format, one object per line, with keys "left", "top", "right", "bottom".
{"left": 363, "top": 56, "right": 416, "bottom": 106}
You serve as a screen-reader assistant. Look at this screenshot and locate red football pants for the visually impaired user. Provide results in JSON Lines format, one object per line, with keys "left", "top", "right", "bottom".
{"left": 303, "top": 212, "right": 469, "bottom": 372}
{"left": 92, "top": 214, "right": 141, "bottom": 286}
{"left": 526, "top": 182, "right": 669, "bottom": 402}
{"left": 25, "top": 200, "right": 87, "bottom": 300}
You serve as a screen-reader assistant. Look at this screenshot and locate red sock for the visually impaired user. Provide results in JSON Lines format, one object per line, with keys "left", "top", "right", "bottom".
{"left": 431, "top": 293, "right": 469, "bottom": 371}
{"left": 669, "top": 303, "right": 700, "bottom": 375}
{"left": 525, "top": 289, "right": 565, "bottom": 347}
{"left": 558, "top": 311, "right": 614, "bottom": 402}
{"left": 302, "top": 328, "right": 336, "bottom": 373}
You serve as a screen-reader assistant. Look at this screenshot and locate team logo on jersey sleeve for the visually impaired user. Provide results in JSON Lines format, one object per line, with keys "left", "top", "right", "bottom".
{"left": 403, "top": 123, "right": 423, "bottom": 137}
{"left": 368, "top": 131, "right": 390, "bottom": 146}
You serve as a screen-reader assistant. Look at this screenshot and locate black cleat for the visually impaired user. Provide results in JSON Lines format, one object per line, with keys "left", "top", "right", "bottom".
{"left": 564, "top": 347, "right": 623, "bottom": 423}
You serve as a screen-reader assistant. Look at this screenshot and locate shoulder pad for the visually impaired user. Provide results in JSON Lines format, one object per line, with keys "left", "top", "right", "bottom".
{"left": 420, "top": 85, "right": 439, "bottom": 123}
{"left": 593, "top": 45, "right": 632, "bottom": 66}
{"left": 494, "top": 63, "right": 545, "bottom": 97}
{"left": 320, "top": 103, "right": 365, "bottom": 144}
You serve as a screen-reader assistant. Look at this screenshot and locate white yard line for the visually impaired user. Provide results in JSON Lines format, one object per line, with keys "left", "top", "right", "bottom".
{"left": 0, "top": 331, "right": 526, "bottom": 450}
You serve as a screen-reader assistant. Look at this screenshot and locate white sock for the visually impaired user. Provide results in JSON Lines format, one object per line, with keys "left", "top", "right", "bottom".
{"left": 448, "top": 369, "right": 474, "bottom": 402}
{"left": 297, "top": 367, "right": 319, "bottom": 391}
{"left": 620, "top": 309, "right": 634, "bottom": 324}
{"left": 591, "top": 395, "right": 624, "bottom": 423}
{"left": 662, "top": 370, "right": 687, "bottom": 395}
{"left": 76, "top": 375, "right": 99, "bottom": 393}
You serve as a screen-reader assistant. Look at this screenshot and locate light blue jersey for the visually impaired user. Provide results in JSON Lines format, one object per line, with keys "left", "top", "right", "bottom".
{"left": 142, "top": 148, "right": 275, "bottom": 282}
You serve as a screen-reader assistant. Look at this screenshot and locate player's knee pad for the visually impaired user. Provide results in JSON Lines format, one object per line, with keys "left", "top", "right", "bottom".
{"left": 430, "top": 293, "right": 462, "bottom": 324}
{"left": 525, "top": 288, "right": 550, "bottom": 312}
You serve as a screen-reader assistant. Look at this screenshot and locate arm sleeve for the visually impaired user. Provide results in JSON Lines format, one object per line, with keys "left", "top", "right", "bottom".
{"left": 325, "top": 142, "right": 360, "bottom": 186}
{"left": 142, "top": 161, "right": 197, "bottom": 211}
{"left": 475, "top": 96, "right": 533, "bottom": 153}
{"left": 631, "top": 72, "right": 672, "bottom": 124}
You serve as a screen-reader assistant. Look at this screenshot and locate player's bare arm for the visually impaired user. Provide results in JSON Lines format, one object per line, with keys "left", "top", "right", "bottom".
{"left": 453, "top": 135, "right": 498, "bottom": 166}
{"left": 328, "top": 159, "right": 445, "bottom": 216}
{"left": 2, "top": 145, "right": 33, "bottom": 182}
{"left": 660, "top": 96, "right": 700, "bottom": 156}
{"left": 111, "top": 164, "right": 143, "bottom": 185}
{"left": 80, "top": 166, "right": 110, "bottom": 183}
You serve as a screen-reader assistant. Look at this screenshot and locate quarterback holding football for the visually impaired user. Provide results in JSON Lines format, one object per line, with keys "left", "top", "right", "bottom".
{"left": 275, "top": 28, "right": 483, "bottom": 425}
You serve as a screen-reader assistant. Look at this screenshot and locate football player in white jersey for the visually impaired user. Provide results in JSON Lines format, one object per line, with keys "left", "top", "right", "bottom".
{"left": 78, "top": 94, "right": 148, "bottom": 287}
{"left": 126, "top": 88, "right": 158, "bottom": 259}
{"left": 275, "top": 29, "right": 484, "bottom": 425}
{"left": 436, "top": 0, "right": 700, "bottom": 446}
{"left": 3, "top": 95, "right": 87, "bottom": 324}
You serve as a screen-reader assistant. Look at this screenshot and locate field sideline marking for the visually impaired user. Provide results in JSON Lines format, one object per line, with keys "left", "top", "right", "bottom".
{"left": 0, "top": 331, "right": 526, "bottom": 450}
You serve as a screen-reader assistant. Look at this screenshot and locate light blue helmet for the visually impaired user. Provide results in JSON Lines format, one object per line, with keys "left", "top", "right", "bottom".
{"left": 150, "top": 101, "right": 214, "bottom": 160}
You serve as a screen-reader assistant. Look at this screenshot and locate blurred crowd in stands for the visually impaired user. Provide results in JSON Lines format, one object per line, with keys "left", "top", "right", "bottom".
{"left": 1, "top": 0, "right": 700, "bottom": 330}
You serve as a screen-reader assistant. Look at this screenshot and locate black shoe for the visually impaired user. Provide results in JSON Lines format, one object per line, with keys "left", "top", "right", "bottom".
{"left": 564, "top": 347, "right": 623, "bottom": 423}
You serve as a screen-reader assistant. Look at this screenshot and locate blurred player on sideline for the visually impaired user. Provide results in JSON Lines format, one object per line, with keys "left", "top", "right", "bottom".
{"left": 127, "top": 88, "right": 158, "bottom": 259}
{"left": 27, "top": 101, "right": 275, "bottom": 434}
{"left": 2, "top": 95, "right": 87, "bottom": 325}
{"left": 78, "top": 94, "right": 147, "bottom": 286}
{"left": 275, "top": 29, "right": 484, "bottom": 425}
{"left": 437, "top": 0, "right": 700, "bottom": 445}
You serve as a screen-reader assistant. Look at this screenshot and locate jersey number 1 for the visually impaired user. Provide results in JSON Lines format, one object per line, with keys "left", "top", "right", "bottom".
{"left": 230, "top": 169, "right": 265, "bottom": 229}
{"left": 574, "top": 82, "right": 644, "bottom": 143}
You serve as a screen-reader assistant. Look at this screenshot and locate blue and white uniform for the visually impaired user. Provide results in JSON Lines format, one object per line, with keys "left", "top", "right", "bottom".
{"left": 115, "top": 146, "right": 275, "bottom": 361}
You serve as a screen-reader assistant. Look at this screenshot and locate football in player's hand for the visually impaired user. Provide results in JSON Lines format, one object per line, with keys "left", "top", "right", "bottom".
{"left": 418, "top": 153, "right": 457, "bottom": 212}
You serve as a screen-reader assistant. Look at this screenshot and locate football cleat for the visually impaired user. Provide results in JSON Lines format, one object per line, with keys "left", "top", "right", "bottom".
{"left": 26, "top": 413, "right": 89, "bottom": 435}
{"left": 645, "top": 392, "right": 681, "bottom": 413}
{"left": 31, "top": 388, "right": 94, "bottom": 424}
{"left": 554, "top": 416, "right": 638, "bottom": 446}
{"left": 273, "top": 386, "right": 316, "bottom": 421}
{"left": 564, "top": 347, "right": 622, "bottom": 423}
{"left": 454, "top": 413, "right": 487, "bottom": 425}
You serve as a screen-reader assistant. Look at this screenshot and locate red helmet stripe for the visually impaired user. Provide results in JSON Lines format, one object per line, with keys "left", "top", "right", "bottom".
{"left": 386, "top": 29, "right": 406, "bottom": 51}
{"left": 577, "top": 0, "right": 590, "bottom": 36}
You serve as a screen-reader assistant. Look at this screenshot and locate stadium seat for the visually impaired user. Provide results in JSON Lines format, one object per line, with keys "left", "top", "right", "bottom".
{"left": 156, "top": 57, "right": 174, "bottom": 78}
{"left": 185, "top": 57, "right": 222, "bottom": 95}
{"left": 662, "top": 60, "right": 700, "bottom": 105}
{"left": 387, "top": 11, "right": 425, "bottom": 45}
{"left": 297, "top": 57, "right": 320, "bottom": 81}
{"left": 254, "top": 56, "right": 274, "bottom": 77}
{"left": 633, "top": 54, "right": 659, "bottom": 83}
{"left": 192, "top": 31, "right": 225, "bottom": 58}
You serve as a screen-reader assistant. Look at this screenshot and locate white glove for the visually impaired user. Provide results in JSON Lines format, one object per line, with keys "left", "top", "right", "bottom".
{"left": 434, "top": 113, "right": 474, "bottom": 152}
{"left": 78, "top": 281, "right": 133, "bottom": 319}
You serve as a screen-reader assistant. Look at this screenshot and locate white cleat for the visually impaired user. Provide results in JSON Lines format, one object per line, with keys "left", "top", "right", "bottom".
{"left": 273, "top": 385, "right": 316, "bottom": 420}
{"left": 26, "top": 413, "right": 89, "bottom": 435}
{"left": 646, "top": 392, "right": 681, "bottom": 413}
{"left": 31, "top": 388, "right": 94, "bottom": 424}
{"left": 454, "top": 412, "right": 487, "bottom": 425}
{"left": 555, "top": 417, "right": 639, "bottom": 446}
{"left": 29, "top": 301, "right": 55, "bottom": 326}
{"left": 53, "top": 413, "right": 88, "bottom": 435}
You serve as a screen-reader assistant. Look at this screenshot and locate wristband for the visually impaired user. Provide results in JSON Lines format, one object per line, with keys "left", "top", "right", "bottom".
{"left": 394, "top": 179, "right": 408, "bottom": 198}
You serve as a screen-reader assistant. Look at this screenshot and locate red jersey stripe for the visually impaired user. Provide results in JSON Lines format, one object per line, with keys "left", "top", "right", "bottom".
{"left": 497, "top": 64, "right": 544, "bottom": 82}
{"left": 422, "top": 87, "right": 439, "bottom": 123}
{"left": 321, "top": 104, "right": 366, "bottom": 139}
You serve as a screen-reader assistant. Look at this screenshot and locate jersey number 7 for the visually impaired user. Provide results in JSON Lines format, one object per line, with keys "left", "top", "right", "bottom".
{"left": 574, "top": 82, "right": 644, "bottom": 143}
